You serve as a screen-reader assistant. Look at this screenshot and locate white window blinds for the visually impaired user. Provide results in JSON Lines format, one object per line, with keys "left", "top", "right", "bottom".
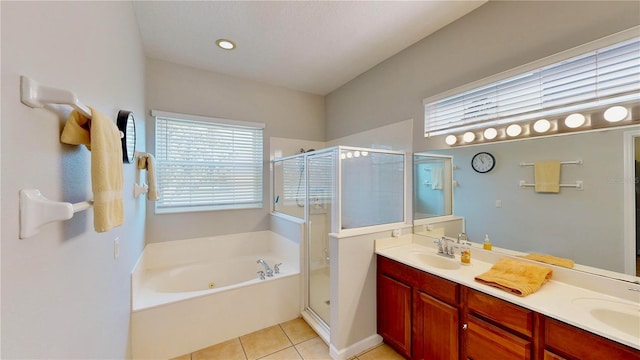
{"left": 424, "top": 36, "right": 640, "bottom": 136}
{"left": 154, "top": 111, "right": 264, "bottom": 213}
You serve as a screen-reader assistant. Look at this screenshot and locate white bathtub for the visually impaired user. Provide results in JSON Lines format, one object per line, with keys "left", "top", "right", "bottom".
{"left": 131, "top": 230, "right": 301, "bottom": 359}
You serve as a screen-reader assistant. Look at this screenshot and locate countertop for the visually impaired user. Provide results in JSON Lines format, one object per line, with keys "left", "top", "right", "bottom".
{"left": 375, "top": 234, "right": 640, "bottom": 350}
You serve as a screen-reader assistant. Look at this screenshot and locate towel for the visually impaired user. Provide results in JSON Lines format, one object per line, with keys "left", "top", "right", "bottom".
{"left": 475, "top": 257, "right": 553, "bottom": 297}
{"left": 61, "top": 107, "right": 124, "bottom": 232}
{"left": 431, "top": 167, "right": 443, "bottom": 190}
{"left": 534, "top": 161, "right": 561, "bottom": 193}
{"left": 137, "top": 153, "right": 159, "bottom": 201}
{"left": 520, "top": 253, "right": 575, "bottom": 269}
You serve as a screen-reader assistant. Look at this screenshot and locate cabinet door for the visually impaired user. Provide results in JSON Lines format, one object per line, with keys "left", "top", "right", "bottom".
{"left": 415, "top": 291, "right": 459, "bottom": 360}
{"left": 465, "top": 315, "right": 532, "bottom": 360}
{"left": 378, "top": 273, "right": 412, "bottom": 358}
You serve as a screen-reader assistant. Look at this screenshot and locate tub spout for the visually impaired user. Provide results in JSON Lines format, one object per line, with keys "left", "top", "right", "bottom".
{"left": 257, "top": 259, "right": 274, "bottom": 277}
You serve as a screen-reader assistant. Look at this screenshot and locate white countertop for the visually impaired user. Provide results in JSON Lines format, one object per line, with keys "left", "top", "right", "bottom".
{"left": 375, "top": 235, "right": 640, "bottom": 350}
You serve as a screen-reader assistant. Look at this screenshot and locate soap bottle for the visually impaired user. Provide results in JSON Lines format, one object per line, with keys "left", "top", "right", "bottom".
{"left": 460, "top": 243, "right": 471, "bottom": 265}
{"left": 483, "top": 234, "right": 493, "bottom": 251}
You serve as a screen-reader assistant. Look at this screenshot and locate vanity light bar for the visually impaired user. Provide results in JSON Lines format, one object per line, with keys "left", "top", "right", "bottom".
{"left": 443, "top": 104, "right": 636, "bottom": 146}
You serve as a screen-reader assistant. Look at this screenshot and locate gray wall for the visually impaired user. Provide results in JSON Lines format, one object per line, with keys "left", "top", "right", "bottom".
{"left": 1, "top": 2, "right": 146, "bottom": 358}
{"left": 325, "top": 1, "right": 640, "bottom": 272}
{"left": 145, "top": 58, "right": 325, "bottom": 243}
{"left": 326, "top": 1, "right": 640, "bottom": 143}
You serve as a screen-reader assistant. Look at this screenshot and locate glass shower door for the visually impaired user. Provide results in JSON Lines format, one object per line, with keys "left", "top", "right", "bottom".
{"left": 306, "top": 151, "right": 335, "bottom": 326}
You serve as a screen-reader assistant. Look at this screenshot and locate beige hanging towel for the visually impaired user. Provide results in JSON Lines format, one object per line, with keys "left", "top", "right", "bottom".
{"left": 534, "top": 161, "right": 561, "bottom": 193}
{"left": 137, "top": 153, "right": 159, "bottom": 201}
{"left": 61, "top": 107, "right": 124, "bottom": 232}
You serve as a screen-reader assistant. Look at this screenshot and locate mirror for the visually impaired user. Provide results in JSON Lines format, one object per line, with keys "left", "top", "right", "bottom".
{"left": 117, "top": 110, "right": 136, "bottom": 163}
{"left": 413, "top": 126, "right": 640, "bottom": 281}
{"left": 413, "top": 154, "right": 453, "bottom": 220}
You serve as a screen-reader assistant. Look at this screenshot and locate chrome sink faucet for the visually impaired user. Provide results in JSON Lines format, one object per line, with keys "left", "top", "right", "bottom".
{"left": 257, "top": 259, "right": 274, "bottom": 277}
{"left": 434, "top": 237, "right": 455, "bottom": 258}
{"left": 457, "top": 232, "right": 468, "bottom": 244}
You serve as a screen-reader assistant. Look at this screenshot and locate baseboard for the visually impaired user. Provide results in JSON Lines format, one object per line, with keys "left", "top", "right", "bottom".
{"left": 329, "top": 334, "right": 383, "bottom": 360}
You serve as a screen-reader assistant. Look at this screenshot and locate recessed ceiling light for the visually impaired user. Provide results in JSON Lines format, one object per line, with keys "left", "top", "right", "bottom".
{"left": 216, "top": 39, "right": 236, "bottom": 50}
{"left": 603, "top": 106, "right": 628, "bottom": 122}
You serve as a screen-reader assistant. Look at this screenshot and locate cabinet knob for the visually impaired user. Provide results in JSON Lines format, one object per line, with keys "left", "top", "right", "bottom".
{"left": 462, "top": 323, "right": 468, "bottom": 330}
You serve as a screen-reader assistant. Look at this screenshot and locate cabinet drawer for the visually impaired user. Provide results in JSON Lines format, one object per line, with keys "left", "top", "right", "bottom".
{"left": 414, "top": 269, "right": 459, "bottom": 305}
{"left": 465, "top": 315, "right": 532, "bottom": 360}
{"left": 466, "top": 288, "right": 533, "bottom": 338}
{"left": 378, "top": 255, "right": 459, "bottom": 305}
{"left": 544, "top": 317, "right": 640, "bottom": 360}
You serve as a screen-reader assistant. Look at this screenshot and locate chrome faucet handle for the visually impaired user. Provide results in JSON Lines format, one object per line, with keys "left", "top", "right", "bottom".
{"left": 434, "top": 238, "right": 444, "bottom": 253}
{"left": 274, "top": 263, "right": 283, "bottom": 274}
{"left": 457, "top": 232, "right": 468, "bottom": 244}
{"left": 257, "top": 271, "right": 266, "bottom": 280}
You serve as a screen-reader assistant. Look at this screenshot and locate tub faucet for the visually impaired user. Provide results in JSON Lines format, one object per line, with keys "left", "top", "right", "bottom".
{"left": 257, "top": 259, "right": 274, "bottom": 277}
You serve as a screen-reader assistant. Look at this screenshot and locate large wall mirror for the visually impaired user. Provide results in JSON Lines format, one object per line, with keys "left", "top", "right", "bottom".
{"left": 413, "top": 126, "right": 640, "bottom": 282}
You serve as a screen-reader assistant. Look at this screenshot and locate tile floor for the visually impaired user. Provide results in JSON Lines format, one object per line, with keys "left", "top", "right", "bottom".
{"left": 171, "top": 317, "right": 404, "bottom": 360}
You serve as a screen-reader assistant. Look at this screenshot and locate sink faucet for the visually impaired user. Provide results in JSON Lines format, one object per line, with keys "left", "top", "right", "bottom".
{"left": 257, "top": 259, "right": 274, "bottom": 277}
{"left": 434, "top": 237, "right": 455, "bottom": 258}
{"left": 457, "top": 232, "right": 468, "bottom": 244}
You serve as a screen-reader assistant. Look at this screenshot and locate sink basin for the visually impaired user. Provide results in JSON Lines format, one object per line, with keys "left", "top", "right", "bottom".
{"left": 410, "top": 252, "right": 461, "bottom": 270}
{"left": 572, "top": 298, "right": 640, "bottom": 338}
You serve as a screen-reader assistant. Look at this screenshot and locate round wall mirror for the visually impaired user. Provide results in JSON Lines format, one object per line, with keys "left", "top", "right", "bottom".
{"left": 116, "top": 110, "right": 136, "bottom": 163}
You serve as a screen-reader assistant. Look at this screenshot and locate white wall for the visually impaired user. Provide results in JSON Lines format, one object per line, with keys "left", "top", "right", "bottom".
{"left": 1, "top": 2, "right": 146, "bottom": 358}
{"left": 145, "top": 58, "right": 325, "bottom": 243}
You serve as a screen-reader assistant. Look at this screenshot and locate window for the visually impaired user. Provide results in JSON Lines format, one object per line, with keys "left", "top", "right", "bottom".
{"left": 153, "top": 110, "right": 264, "bottom": 213}
{"left": 424, "top": 32, "right": 640, "bottom": 137}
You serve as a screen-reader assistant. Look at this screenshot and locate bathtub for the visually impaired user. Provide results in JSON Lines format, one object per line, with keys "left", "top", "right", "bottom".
{"left": 131, "top": 230, "right": 301, "bottom": 360}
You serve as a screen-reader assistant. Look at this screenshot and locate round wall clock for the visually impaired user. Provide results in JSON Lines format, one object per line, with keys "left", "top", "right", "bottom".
{"left": 471, "top": 152, "right": 495, "bottom": 173}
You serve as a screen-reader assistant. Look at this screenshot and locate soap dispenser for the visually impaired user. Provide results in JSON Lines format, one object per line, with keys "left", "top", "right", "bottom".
{"left": 483, "top": 234, "right": 493, "bottom": 251}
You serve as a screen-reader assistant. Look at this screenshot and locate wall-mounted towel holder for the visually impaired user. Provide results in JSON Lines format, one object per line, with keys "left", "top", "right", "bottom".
{"left": 519, "top": 158, "right": 583, "bottom": 191}
{"left": 134, "top": 151, "right": 149, "bottom": 197}
{"left": 20, "top": 76, "right": 123, "bottom": 138}
{"left": 519, "top": 180, "right": 583, "bottom": 190}
{"left": 19, "top": 189, "right": 93, "bottom": 239}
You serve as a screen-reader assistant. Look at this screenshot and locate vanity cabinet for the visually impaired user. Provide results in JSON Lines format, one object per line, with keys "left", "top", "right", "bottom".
{"left": 542, "top": 317, "right": 639, "bottom": 360}
{"left": 462, "top": 288, "right": 535, "bottom": 360}
{"left": 376, "top": 254, "right": 640, "bottom": 360}
{"left": 377, "top": 255, "right": 460, "bottom": 359}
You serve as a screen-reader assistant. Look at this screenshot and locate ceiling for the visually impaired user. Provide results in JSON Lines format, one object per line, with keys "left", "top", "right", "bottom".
{"left": 133, "top": 1, "right": 486, "bottom": 96}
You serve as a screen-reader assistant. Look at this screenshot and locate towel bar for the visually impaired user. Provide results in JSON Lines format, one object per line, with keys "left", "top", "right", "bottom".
{"left": 19, "top": 189, "right": 93, "bottom": 239}
{"left": 519, "top": 180, "right": 583, "bottom": 190}
{"left": 20, "top": 76, "right": 124, "bottom": 138}
{"left": 519, "top": 159, "right": 583, "bottom": 166}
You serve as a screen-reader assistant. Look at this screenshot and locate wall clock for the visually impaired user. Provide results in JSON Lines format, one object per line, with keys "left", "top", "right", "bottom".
{"left": 471, "top": 152, "right": 495, "bottom": 173}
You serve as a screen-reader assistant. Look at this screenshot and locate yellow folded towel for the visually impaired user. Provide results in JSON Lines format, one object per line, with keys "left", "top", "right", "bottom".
{"left": 137, "top": 153, "right": 159, "bottom": 201}
{"left": 475, "top": 257, "right": 553, "bottom": 297}
{"left": 520, "top": 253, "right": 575, "bottom": 268}
{"left": 61, "top": 107, "right": 124, "bottom": 232}
{"left": 534, "top": 161, "right": 561, "bottom": 193}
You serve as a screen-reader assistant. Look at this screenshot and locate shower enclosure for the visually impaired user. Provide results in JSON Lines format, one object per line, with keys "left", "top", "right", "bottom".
{"left": 272, "top": 146, "right": 405, "bottom": 336}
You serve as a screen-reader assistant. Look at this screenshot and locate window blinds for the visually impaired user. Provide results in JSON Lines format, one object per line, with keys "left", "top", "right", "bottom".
{"left": 424, "top": 36, "right": 640, "bottom": 136}
{"left": 155, "top": 114, "right": 264, "bottom": 213}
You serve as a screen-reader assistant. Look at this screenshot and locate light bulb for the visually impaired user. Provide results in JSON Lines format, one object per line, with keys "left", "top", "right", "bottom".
{"left": 506, "top": 124, "right": 522, "bottom": 137}
{"left": 483, "top": 128, "right": 497, "bottom": 140}
{"left": 603, "top": 106, "right": 628, "bottom": 122}
{"left": 533, "top": 119, "right": 551, "bottom": 133}
{"left": 463, "top": 132, "right": 476, "bottom": 143}
{"left": 565, "top": 113, "right": 586, "bottom": 128}
{"left": 361, "top": 151, "right": 368, "bottom": 157}
{"left": 445, "top": 135, "right": 457, "bottom": 146}
{"left": 354, "top": 151, "right": 360, "bottom": 157}
{"left": 346, "top": 152, "right": 353, "bottom": 158}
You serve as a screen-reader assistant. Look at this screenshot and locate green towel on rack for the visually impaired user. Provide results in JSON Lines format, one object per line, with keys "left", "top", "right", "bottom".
{"left": 61, "top": 107, "right": 123, "bottom": 232}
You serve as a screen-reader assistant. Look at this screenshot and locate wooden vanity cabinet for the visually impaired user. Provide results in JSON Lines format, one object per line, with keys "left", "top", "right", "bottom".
{"left": 542, "top": 317, "right": 639, "bottom": 360}
{"left": 377, "top": 255, "right": 460, "bottom": 360}
{"left": 462, "top": 288, "right": 535, "bottom": 360}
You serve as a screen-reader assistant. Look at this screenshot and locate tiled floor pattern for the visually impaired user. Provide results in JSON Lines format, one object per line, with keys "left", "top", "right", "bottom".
{"left": 171, "top": 317, "right": 404, "bottom": 360}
